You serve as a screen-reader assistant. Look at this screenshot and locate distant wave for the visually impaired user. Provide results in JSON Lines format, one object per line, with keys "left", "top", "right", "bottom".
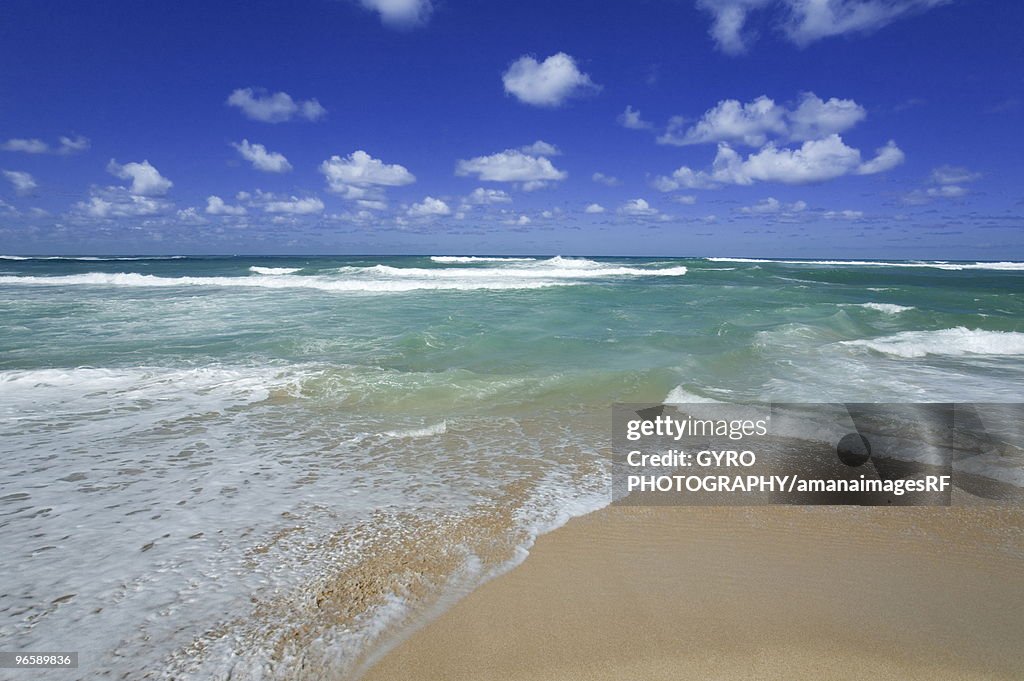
{"left": 0, "top": 255, "right": 187, "bottom": 261}
{"left": 430, "top": 256, "right": 537, "bottom": 263}
{"left": 841, "top": 327, "right": 1024, "bottom": 358}
{"left": 0, "top": 272, "right": 570, "bottom": 292}
{"left": 249, "top": 266, "right": 301, "bottom": 275}
{"left": 0, "top": 258, "right": 686, "bottom": 292}
{"left": 708, "top": 257, "right": 1024, "bottom": 271}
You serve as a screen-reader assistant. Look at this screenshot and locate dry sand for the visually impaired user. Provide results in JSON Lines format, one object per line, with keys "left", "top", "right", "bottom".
{"left": 361, "top": 503, "right": 1024, "bottom": 681}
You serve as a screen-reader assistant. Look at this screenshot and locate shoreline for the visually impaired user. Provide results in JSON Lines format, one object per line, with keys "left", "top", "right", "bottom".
{"left": 360, "top": 502, "right": 1024, "bottom": 681}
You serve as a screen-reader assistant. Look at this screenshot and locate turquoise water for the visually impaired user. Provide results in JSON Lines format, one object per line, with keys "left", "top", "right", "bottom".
{"left": 1, "top": 255, "right": 1022, "bottom": 678}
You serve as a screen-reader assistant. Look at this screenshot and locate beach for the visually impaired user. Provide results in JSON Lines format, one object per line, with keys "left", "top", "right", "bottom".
{"left": 363, "top": 503, "right": 1024, "bottom": 681}
{"left": 1, "top": 255, "right": 1022, "bottom": 678}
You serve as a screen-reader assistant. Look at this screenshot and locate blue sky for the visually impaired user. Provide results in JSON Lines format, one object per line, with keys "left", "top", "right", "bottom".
{"left": 0, "top": 0, "right": 1021, "bottom": 256}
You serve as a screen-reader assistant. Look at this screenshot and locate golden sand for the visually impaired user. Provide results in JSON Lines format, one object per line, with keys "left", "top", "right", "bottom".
{"left": 361, "top": 504, "right": 1024, "bottom": 680}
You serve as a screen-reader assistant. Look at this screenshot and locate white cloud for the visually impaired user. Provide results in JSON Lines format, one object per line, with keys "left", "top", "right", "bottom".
{"left": 658, "top": 93, "right": 865, "bottom": 147}
{"left": 618, "top": 105, "right": 653, "bottom": 130}
{"left": 697, "top": 0, "right": 950, "bottom": 53}
{"left": 1, "top": 135, "right": 89, "bottom": 155}
{"left": 505, "top": 214, "right": 532, "bottom": 226}
{"left": 584, "top": 203, "right": 606, "bottom": 214}
{"left": 824, "top": 209, "right": 865, "bottom": 220}
{"left": 58, "top": 136, "right": 90, "bottom": 154}
{"left": 233, "top": 139, "right": 292, "bottom": 173}
{"left": 107, "top": 159, "right": 173, "bottom": 196}
{"left": 592, "top": 172, "right": 620, "bottom": 186}
{"left": 407, "top": 196, "right": 451, "bottom": 217}
{"left": 359, "top": 0, "right": 432, "bottom": 28}
{"left": 854, "top": 140, "right": 905, "bottom": 175}
{"left": 467, "top": 187, "right": 512, "bottom": 204}
{"left": 357, "top": 199, "right": 389, "bottom": 211}
{"left": 672, "top": 195, "right": 698, "bottom": 205}
{"left": 176, "top": 207, "right": 208, "bottom": 224}
{"left": 226, "top": 88, "right": 326, "bottom": 123}
{"left": 456, "top": 149, "right": 567, "bottom": 189}
{"left": 926, "top": 185, "right": 968, "bottom": 198}
{"left": 784, "top": 0, "right": 952, "bottom": 46}
{"left": 697, "top": 0, "right": 774, "bottom": 55}
{"left": 3, "top": 170, "right": 37, "bottom": 195}
{"left": 618, "top": 198, "right": 659, "bottom": 216}
{"left": 1, "top": 138, "right": 50, "bottom": 154}
{"left": 520, "top": 140, "right": 561, "bottom": 156}
{"left": 903, "top": 164, "right": 979, "bottom": 204}
{"left": 740, "top": 197, "right": 807, "bottom": 213}
{"left": 930, "top": 165, "right": 981, "bottom": 185}
{"left": 206, "top": 195, "right": 247, "bottom": 215}
{"left": 662, "top": 135, "right": 903, "bottom": 188}
{"left": 502, "top": 52, "right": 599, "bottom": 107}
{"left": 320, "top": 150, "right": 416, "bottom": 199}
{"left": 75, "top": 188, "right": 169, "bottom": 218}
{"left": 263, "top": 196, "right": 324, "bottom": 214}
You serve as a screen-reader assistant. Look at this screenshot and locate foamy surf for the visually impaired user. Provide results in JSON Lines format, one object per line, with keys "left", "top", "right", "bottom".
{"left": 841, "top": 327, "right": 1024, "bottom": 358}
{"left": 249, "top": 266, "right": 302, "bottom": 275}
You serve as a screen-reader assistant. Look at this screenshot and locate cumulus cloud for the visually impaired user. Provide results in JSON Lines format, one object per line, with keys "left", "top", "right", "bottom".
{"left": 502, "top": 53, "right": 599, "bottom": 107}
{"left": 320, "top": 150, "right": 416, "bottom": 199}
{"left": 359, "top": 0, "right": 432, "bottom": 27}
{"left": 618, "top": 105, "right": 653, "bottom": 130}
{"left": 520, "top": 140, "right": 561, "bottom": 156}
{"left": 226, "top": 88, "right": 327, "bottom": 123}
{"left": 75, "top": 187, "right": 170, "bottom": 218}
{"left": 206, "top": 195, "right": 247, "bottom": 215}
{"left": 584, "top": 203, "right": 606, "bottom": 213}
{"left": 618, "top": 198, "right": 659, "bottom": 216}
{"left": 697, "top": 0, "right": 951, "bottom": 54}
{"left": 456, "top": 149, "right": 567, "bottom": 190}
{"left": 262, "top": 195, "right": 324, "bottom": 214}
{"left": 467, "top": 187, "right": 512, "bottom": 204}
{"left": 233, "top": 139, "right": 292, "bottom": 173}
{"left": 697, "top": 0, "right": 774, "bottom": 55}
{"left": 2, "top": 170, "right": 37, "bottom": 195}
{"left": 658, "top": 134, "right": 904, "bottom": 188}
{"left": 407, "top": 196, "right": 451, "bottom": 217}
{"left": 107, "top": 159, "right": 173, "bottom": 196}
{"left": 658, "top": 93, "right": 865, "bottom": 147}
{"left": 592, "top": 172, "right": 620, "bottom": 186}
{"left": 1, "top": 135, "right": 90, "bottom": 154}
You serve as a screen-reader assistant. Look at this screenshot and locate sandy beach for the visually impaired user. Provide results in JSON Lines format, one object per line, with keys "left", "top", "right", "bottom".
{"left": 361, "top": 503, "right": 1024, "bottom": 681}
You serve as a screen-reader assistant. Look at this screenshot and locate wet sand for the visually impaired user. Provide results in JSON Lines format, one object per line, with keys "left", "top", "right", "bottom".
{"left": 361, "top": 503, "right": 1024, "bottom": 681}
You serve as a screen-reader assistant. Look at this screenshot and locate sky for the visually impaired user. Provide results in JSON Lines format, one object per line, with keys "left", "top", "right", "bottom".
{"left": 0, "top": 0, "right": 1021, "bottom": 257}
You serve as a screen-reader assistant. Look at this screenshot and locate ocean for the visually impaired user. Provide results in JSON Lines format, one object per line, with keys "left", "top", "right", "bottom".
{"left": 1, "top": 254, "right": 1022, "bottom": 679}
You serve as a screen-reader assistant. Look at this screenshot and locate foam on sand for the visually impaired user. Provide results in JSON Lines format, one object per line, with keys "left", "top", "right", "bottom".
{"left": 841, "top": 327, "right": 1024, "bottom": 358}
